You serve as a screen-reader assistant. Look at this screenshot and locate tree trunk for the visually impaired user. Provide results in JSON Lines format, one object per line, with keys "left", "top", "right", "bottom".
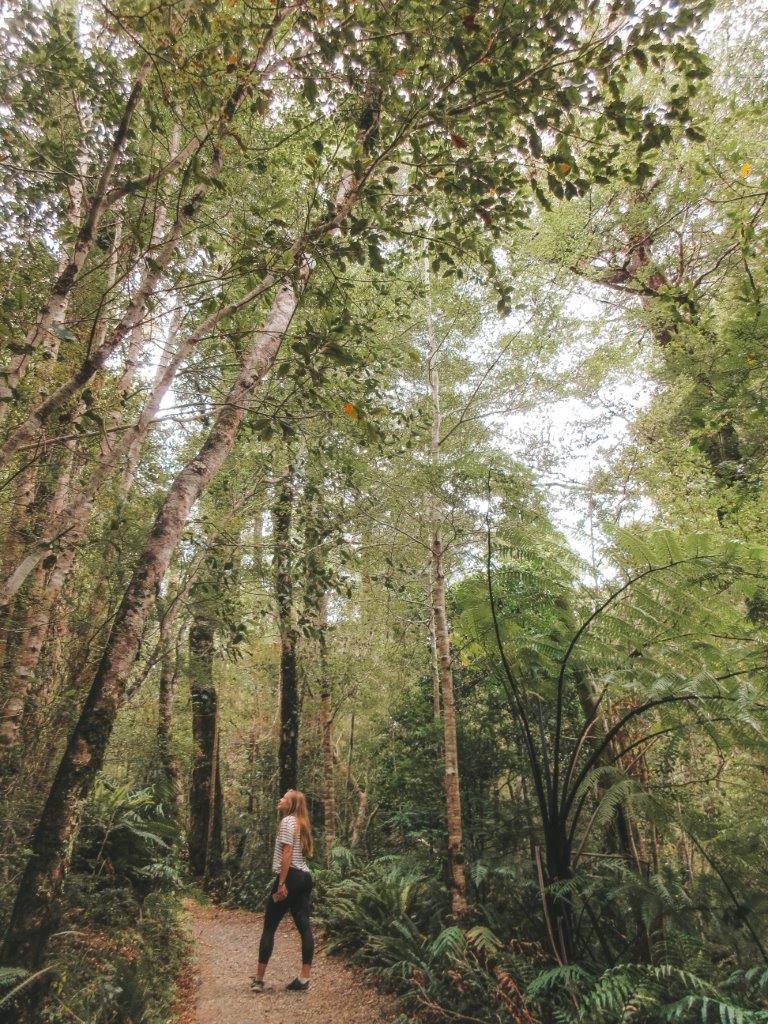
{"left": 431, "top": 529, "right": 469, "bottom": 918}
{"left": 157, "top": 628, "right": 183, "bottom": 818}
{"left": 0, "top": 463, "right": 38, "bottom": 675}
{"left": 274, "top": 464, "right": 299, "bottom": 794}
{"left": 0, "top": 274, "right": 277, "bottom": 607}
{"left": 0, "top": 65, "right": 149, "bottom": 420}
{"left": 426, "top": 266, "right": 468, "bottom": 918}
{"left": 188, "top": 614, "right": 223, "bottom": 880}
{"left": 320, "top": 684, "right": 336, "bottom": 856}
{"left": 429, "top": 603, "right": 442, "bottom": 720}
{"left": 0, "top": 426, "right": 84, "bottom": 763}
{"left": 314, "top": 589, "right": 336, "bottom": 859}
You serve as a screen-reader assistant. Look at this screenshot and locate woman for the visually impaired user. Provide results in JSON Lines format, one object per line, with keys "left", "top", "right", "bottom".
{"left": 251, "top": 788, "right": 314, "bottom": 993}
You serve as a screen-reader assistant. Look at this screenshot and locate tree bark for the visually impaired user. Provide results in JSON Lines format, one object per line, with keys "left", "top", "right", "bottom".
{"left": 157, "top": 626, "right": 183, "bottom": 818}
{"left": 426, "top": 266, "right": 468, "bottom": 918}
{"left": 431, "top": 529, "right": 469, "bottom": 918}
{"left": 0, "top": 274, "right": 277, "bottom": 606}
{"left": 188, "top": 614, "right": 223, "bottom": 880}
{"left": 320, "top": 684, "right": 336, "bottom": 856}
{"left": 274, "top": 464, "right": 299, "bottom": 794}
{"left": 0, "top": 463, "right": 37, "bottom": 673}
{"left": 0, "top": 65, "right": 149, "bottom": 420}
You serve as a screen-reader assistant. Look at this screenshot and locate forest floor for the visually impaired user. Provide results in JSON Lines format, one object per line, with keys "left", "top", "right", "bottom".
{"left": 180, "top": 900, "right": 399, "bottom": 1024}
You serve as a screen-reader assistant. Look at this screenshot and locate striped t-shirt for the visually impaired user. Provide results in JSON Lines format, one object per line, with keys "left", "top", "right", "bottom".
{"left": 271, "top": 814, "right": 310, "bottom": 874}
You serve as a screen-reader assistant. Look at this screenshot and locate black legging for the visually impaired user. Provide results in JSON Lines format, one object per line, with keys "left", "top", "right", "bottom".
{"left": 258, "top": 867, "right": 314, "bottom": 966}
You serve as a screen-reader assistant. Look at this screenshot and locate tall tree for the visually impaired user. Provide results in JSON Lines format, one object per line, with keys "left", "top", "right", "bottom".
{"left": 425, "top": 267, "right": 469, "bottom": 918}
{"left": 274, "top": 463, "right": 299, "bottom": 794}
{"left": 188, "top": 609, "right": 223, "bottom": 883}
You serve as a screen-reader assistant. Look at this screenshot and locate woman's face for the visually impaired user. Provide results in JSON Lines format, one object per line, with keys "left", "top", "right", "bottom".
{"left": 277, "top": 791, "right": 292, "bottom": 813}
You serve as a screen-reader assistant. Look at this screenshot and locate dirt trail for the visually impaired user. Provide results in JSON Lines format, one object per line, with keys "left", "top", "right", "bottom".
{"left": 183, "top": 901, "right": 398, "bottom": 1024}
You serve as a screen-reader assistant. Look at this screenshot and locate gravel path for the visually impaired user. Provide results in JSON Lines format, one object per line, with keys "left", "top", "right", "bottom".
{"left": 183, "top": 900, "right": 398, "bottom": 1024}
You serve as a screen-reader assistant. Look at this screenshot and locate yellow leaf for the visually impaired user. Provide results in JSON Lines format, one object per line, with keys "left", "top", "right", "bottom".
{"left": 740, "top": 163, "right": 751, "bottom": 178}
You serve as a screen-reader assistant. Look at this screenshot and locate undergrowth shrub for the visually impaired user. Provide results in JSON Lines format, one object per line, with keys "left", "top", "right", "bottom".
{"left": 316, "top": 850, "right": 768, "bottom": 1024}
{"left": 315, "top": 849, "right": 542, "bottom": 1023}
{"left": 527, "top": 962, "right": 768, "bottom": 1023}
{"left": 0, "top": 780, "right": 190, "bottom": 1024}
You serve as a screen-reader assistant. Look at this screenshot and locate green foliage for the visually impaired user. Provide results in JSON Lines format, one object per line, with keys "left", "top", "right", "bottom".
{"left": 41, "top": 892, "right": 190, "bottom": 1024}
{"left": 528, "top": 962, "right": 768, "bottom": 1024}
{"left": 26, "top": 781, "right": 190, "bottom": 1023}
{"left": 74, "top": 780, "right": 183, "bottom": 898}
{"left": 317, "top": 855, "right": 540, "bottom": 1023}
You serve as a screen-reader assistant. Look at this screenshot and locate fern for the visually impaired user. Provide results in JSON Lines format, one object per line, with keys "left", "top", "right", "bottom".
{"left": 527, "top": 963, "right": 594, "bottom": 998}
{"left": 528, "top": 963, "right": 768, "bottom": 1024}
{"left": 465, "top": 925, "right": 503, "bottom": 957}
{"left": 661, "top": 995, "right": 768, "bottom": 1024}
{"left": 428, "top": 926, "right": 466, "bottom": 960}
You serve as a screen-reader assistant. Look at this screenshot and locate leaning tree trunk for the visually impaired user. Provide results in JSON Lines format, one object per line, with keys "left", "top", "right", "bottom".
{"left": 274, "top": 464, "right": 299, "bottom": 794}
{"left": 426, "top": 267, "right": 468, "bottom": 918}
{"left": 0, "top": 271, "right": 307, "bottom": 975}
{"left": 188, "top": 613, "right": 223, "bottom": 881}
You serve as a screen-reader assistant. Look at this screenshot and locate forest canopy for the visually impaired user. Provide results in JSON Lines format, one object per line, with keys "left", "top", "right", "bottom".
{"left": 1, "top": 0, "right": 768, "bottom": 1022}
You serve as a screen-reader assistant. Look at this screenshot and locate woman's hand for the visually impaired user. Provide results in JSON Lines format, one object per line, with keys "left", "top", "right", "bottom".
{"left": 273, "top": 881, "right": 288, "bottom": 902}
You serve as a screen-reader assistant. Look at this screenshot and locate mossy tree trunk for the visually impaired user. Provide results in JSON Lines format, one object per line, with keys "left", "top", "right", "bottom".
{"left": 274, "top": 464, "right": 298, "bottom": 794}
{"left": 188, "top": 613, "right": 223, "bottom": 882}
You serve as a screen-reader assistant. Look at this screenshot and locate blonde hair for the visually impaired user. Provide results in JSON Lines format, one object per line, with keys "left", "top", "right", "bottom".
{"left": 283, "top": 789, "right": 314, "bottom": 857}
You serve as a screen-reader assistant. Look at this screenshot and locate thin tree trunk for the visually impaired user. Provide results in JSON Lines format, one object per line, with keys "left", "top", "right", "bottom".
{"left": 188, "top": 614, "right": 222, "bottom": 880}
{"left": 426, "top": 265, "right": 468, "bottom": 918}
{"left": 333, "top": 750, "right": 367, "bottom": 849}
{"left": 431, "top": 529, "right": 469, "bottom": 917}
{"left": 314, "top": 589, "right": 336, "bottom": 858}
{"left": 429, "top": 602, "right": 441, "bottom": 720}
{"left": 301, "top": 468, "right": 335, "bottom": 855}
{"left": 350, "top": 787, "right": 368, "bottom": 849}
{"left": 0, "top": 64, "right": 150, "bottom": 420}
{"left": 320, "top": 685, "right": 336, "bottom": 855}
{"left": 0, "top": 417, "right": 85, "bottom": 762}
{"left": 274, "top": 464, "right": 299, "bottom": 794}
{"left": 252, "top": 508, "right": 266, "bottom": 581}
{"left": 157, "top": 628, "right": 183, "bottom": 818}
{"left": 0, "top": 464, "right": 37, "bottom": 672}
